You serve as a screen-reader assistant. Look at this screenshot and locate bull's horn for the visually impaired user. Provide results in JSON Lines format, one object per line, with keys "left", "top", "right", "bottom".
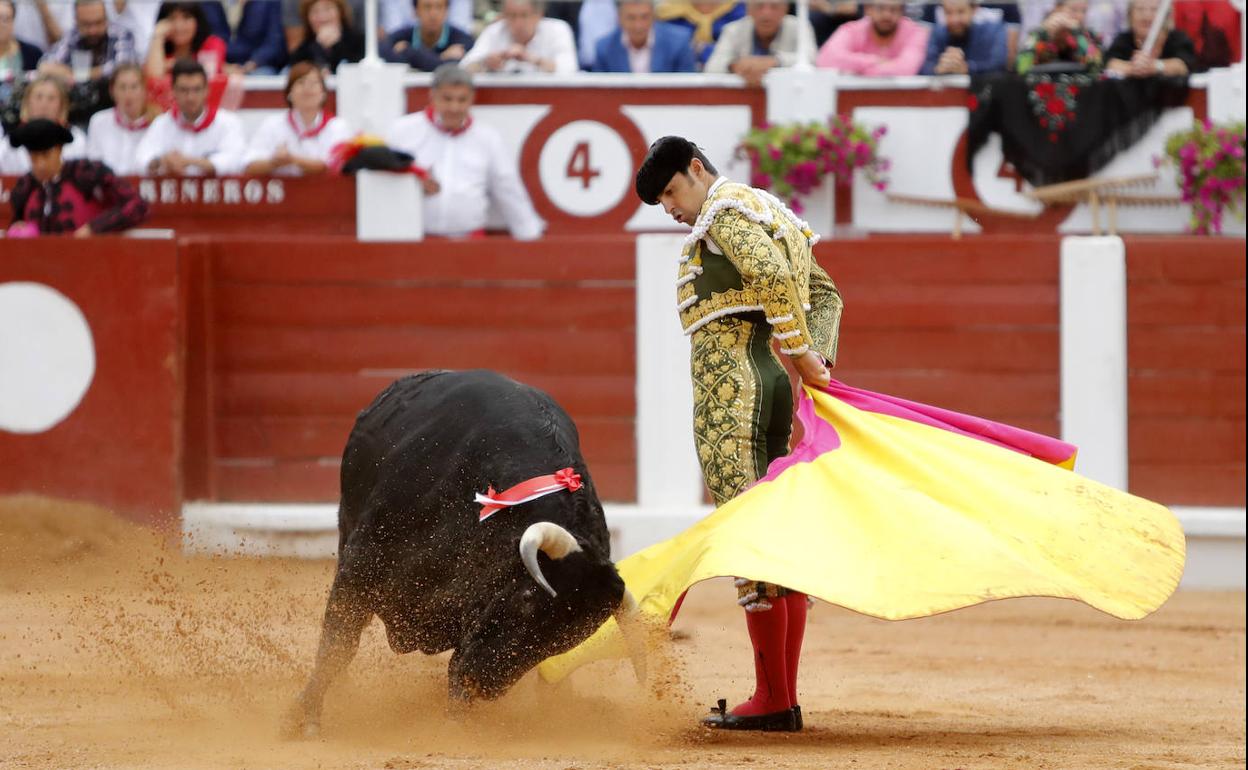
{"left": 613, "top": 588, "right": 648, "bottom": 685}
{"left": 518, "top": 522, "right": 582, "bottom": 598}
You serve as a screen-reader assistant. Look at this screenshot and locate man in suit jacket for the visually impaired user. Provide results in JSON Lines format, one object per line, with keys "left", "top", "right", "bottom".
{"left": 704, "top": 0, "right": 816, "bottom": 84}
{"left": 921, "top": 0, "right": 1008, "bottom": 74}
{"left": 592, "top": 0, "right": 697, "bottom": 72}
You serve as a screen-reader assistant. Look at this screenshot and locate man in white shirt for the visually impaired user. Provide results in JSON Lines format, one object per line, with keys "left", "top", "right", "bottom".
{"left": 13, "top": 0, "right": 72, "bottom": 51}
{"left": 384, "top": 64, "right": 543, "bottom": 239}
{"left": 460, "top": 0, "right": 577, "bottom": 74}
{"left": 135, "top": 58, "right": 246, "bottom": 176}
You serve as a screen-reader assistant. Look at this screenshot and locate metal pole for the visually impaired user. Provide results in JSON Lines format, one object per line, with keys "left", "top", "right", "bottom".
{"left": 1139, "top": 0, "right": 1173, "bottom": 57}
{"left": 794, "top": 0, "right": 814, "bottom": 70}
{"left": 363, "top": 0, "right": 380, "bottom": 64}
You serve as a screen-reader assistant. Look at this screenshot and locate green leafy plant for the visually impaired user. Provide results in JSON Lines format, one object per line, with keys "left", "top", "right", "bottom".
{"left": 1161, "top": 119, "right": 1246, "bottom": 235}
{"left": 737, "top": 115, "right": 890, "bottom": 215}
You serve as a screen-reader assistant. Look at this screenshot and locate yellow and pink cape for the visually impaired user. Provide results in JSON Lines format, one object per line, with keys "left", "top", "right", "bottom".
{"left": 539, "top": 380, "right": 1186, "bottom": 683}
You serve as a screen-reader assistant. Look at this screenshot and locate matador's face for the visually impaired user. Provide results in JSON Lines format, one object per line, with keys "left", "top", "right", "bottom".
{"left": 657, "top": 161, "right": 713, "bottom": 226}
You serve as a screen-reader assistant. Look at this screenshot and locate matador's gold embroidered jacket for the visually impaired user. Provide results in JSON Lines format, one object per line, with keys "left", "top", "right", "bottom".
{"left": 676, "top": 177, "right": 843, "bottom": 363}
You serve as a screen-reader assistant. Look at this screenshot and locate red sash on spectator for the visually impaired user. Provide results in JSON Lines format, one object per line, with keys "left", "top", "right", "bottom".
{"left": 425, "top": 105, "right": 472, "bottom": 137}
{"left": 114, "top": 109, "right": 153, "bottom": 132}
{"left": 175, "top": 106, "right": 218, "bottom": 134}
{"left": 288, "top": 110, "right": 333, "bottom": 140}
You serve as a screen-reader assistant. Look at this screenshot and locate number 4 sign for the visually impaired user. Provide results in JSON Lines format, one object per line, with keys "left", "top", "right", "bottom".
{"left": 565, "top": 142, "right": 602, "bottom": 190}
{"left": 537, "top": 120, "right": 633, "bottom": 218}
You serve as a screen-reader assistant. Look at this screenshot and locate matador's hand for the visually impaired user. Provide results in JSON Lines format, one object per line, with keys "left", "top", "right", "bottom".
{"left": 793, "top": 350, "right": 831, "bottom": 389}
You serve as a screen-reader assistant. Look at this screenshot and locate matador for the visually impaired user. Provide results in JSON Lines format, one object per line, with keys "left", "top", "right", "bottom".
{"left": 635, "top": 135, "right": 843, "bottom": 731}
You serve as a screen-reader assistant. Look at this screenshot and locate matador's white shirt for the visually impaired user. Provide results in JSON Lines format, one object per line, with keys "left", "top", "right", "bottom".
{"left": 134, "top": 108, "right": 247, "bottom": 176}
{"left": 384, "top": 108, "right": 543, "bottom": 240}
{"left": 86, "top": 108, "right": 152, "bottom": 176}
{"left": 242, "top": 111, "right": 354, "bottom": 175}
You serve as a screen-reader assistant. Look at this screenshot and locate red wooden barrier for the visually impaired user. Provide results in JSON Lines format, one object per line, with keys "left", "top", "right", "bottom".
{"left": 816, "top": 235, "right": 1062, "bottom": 438}
{"left": 1126, "top": 237, "right": 1246, "bottom": 506}
{"left": 0, "top": 175, "right": 356, "bottom": 235}
{"left": 180, "top": 235, "right": 638, "bottom": 504}
{"left": 0, "top": 238, "right": 182, "bottom": 523}
{"left": 1, "top": 232, "right": 1238, "bottom": 515}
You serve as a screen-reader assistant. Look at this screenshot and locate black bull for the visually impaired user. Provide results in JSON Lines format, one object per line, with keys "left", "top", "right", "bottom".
{"left": 284, "top": 370, "right": 644, "bottom": 737}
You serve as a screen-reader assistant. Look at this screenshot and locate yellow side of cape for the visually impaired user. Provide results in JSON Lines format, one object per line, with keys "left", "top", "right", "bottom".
{"left": 539, "top": 387, "right": 1186, "bottom": 683}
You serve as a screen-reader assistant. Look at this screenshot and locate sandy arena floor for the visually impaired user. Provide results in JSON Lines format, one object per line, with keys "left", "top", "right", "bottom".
{"left": 0, "top": 495, "right": 1243, "bottom": 770}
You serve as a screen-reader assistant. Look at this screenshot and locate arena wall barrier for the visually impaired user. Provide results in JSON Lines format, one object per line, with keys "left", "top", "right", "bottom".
{"left": 1, "top": 231, "right": 1241, "bottom": 583}
{"left": 177, "top": 234, "right": 638, "bottom": 504}
{"left": 0, "top": 236, "right": 182, "bottom": 523}
{"left": 1125, "top": 237, "right": 1246, "bottom": 508}
{"left": 0, "top": 175, "right": 356, "bottom": 236}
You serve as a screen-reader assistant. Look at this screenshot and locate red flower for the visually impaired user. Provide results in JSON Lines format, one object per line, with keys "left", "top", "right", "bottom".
{"left": 1040, "top": 117, "right": 1049, "bottom": 127}
{"left": 1046, "top": 97, "right": 1066, "bottom": 114}
{"left": 1035, "top": 81, "right": 1056, "bottom": 98}
{"left": 1049, "top": 133, "right": 1059, "bottom": 143}
{"left": 1067, "top": 85, "right": 1080, "bottom": 97}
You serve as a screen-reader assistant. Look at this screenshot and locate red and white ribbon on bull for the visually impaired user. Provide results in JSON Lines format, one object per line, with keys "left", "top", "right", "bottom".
{"left": 476, "top": 467, "right": 583, "bottom": 522}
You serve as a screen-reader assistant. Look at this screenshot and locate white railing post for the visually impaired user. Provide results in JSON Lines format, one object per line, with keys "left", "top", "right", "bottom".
{"left": 1059, "top": 236, "right": 1129, "bottom": 490}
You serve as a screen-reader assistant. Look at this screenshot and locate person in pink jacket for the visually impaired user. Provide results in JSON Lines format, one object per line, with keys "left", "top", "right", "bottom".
{"left": 815, "top": 0, "right": 928, "bottom": 74}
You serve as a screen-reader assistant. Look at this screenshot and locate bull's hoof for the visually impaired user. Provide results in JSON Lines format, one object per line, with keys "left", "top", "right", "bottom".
{"left": 279, "top": 706, "right": 321, "bottom": 740}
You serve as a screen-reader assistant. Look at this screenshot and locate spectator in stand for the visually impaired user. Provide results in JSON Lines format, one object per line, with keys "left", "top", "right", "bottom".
{"left": 808, "top": 0, "right": 860, "bottom": 48}
{"left": 289, "top": 0, "right": 364, "bottom": 72}
{"left": 1173, "top": 0, "right": 1240, "bottom": 70}
{"left": 7, "top": 118, "right": 148, "bottom": 235}
{"left": 1016, "top": 0, "right": 1103, "bottom": 73}
{"left": 201, "top": 0, "right": 288, "bottom": 75}
{"left": 135, "top": 58, "right": 245, "bottom": 175}
{"left": 591, "top": 0, "right": 697, "bottom": 72}
{"left": 1020, "top": 0, "right": 1123, "bottom": 49}
{"left": 282, "top": 0, "right": 429, "bottom": 52}
{"left": 243, "top": 62, "right": 352, "bottom": 174}
{"left": 86, "top": 62, "right": 154, "bottom": 175}
{"left": 144, "top": 1, "right": 227, "bottom": 79}
{"left": 921, "top": 0, "right": 1008, "bottom": 74}
{"left": 0, "top": 0, "right": 45, "bottom": 81}
{"left": 919, "top": 0, "right": 1019, "bottom": 67}
{"left": 705, "top": 0, "right": 816, "bottom": 83}
{"left": 0, "top": 74, "right": 87, "bottom": 173}
{"left": 1105, "top": 0, "right": 1196, "bottom": 75}
{"left": 384, "top": 64, "right": 543, "bottom": 239}
{"left": 38, "top": 0, "right": 138, "bottom": 83}
{"left": 12, "top": 0, "right": 70, "bottom": 52}
{"left": 107, "top": 0, "right": 161, "bottom": 61}
{"left": 816, "top": 0, "right": 928, "bottom": 75}
{"left": 461, "top": 0, "right": 576, "bottom": 74}
{"left": 544, "top": 0, "right": 619, "bottom": 69}
{"left": 382, "top": 0, "right": 474, "bottom": 71}
{"left": 657, "top": 0, "right": 745, "bottom": 68}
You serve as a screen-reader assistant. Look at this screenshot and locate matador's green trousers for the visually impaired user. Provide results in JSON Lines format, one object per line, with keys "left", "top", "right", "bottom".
{"left": 690, "top": 314, "right": 796, "bottom": 610}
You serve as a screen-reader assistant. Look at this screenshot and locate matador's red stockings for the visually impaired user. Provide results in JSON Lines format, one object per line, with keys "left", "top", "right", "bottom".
{"left": 732, "top": 591, "right": 808, "bottom": 717}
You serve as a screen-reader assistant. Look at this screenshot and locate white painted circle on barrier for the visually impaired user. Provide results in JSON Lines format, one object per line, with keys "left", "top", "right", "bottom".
{"left": 0, "top": 282, "right": 95, "bottom": 434}
{"left": 538, "top": 120, "right": 631, "bottom": 217}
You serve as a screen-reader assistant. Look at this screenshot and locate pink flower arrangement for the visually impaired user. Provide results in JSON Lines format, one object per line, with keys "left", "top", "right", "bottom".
{"left": 738, "top": 114, "right": 891, "bottom": 214}
{"left": 1162, "top": 119, "right": 1246, "bottom": 235}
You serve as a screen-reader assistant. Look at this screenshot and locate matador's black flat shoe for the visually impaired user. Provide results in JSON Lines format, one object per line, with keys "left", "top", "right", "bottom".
{"left": 701, "top": 699, "right": 800, "bottom": 732}
{"left": 792, "top": 704, "right": 803, "bottom": 731}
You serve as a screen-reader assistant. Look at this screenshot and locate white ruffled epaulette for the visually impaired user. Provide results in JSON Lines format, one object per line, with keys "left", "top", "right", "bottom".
{"left": 682, "top": 179, "right": 820, "bottom": 255}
